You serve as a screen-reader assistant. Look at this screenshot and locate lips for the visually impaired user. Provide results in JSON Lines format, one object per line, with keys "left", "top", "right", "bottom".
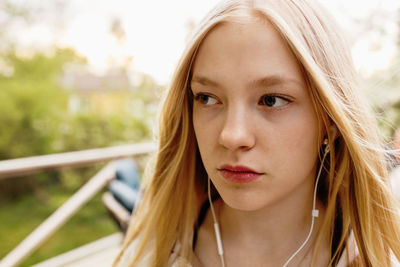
{"left": 218, "top": 164, "right": 263, "bottom": 183}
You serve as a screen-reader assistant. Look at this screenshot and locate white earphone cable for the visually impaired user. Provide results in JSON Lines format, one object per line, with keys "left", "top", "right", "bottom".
{"left": 282, "top": 144, "right": 329, "bottom": 266}
{"left": 208, "top": 176, "right": 226, "bottom": 267}
{"left": 208, "top": 142, "right": 330, "bottom": 267}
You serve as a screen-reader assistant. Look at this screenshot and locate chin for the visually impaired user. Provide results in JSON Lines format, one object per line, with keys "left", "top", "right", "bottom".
{"left": 219, "top": 191, "right": 268, "bottom": 212}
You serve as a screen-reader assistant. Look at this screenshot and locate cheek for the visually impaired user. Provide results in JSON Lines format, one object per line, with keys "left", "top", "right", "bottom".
{"left": 193, "top": 108, "right": 203, "bottom": 145}
{"left": 192, "top": 107, "right": 222, "bottom": 175}
{"left": 273, "top": 111, "right": 320, "bottom": 175}
{"left": 289, "top": 117, "right": 319, "bottom": 150}
{"left": 193, "top": 108, "right": 213, "bottom": 154}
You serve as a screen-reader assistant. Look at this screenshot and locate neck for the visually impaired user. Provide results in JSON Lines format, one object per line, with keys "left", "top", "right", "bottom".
{"left": 213, "top": 181, "right": 328, "bottom": 266}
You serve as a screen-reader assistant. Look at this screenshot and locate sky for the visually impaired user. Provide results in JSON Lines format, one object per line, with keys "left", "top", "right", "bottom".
{"left": 7, "top": 0, "right": 400, "bottom": 84}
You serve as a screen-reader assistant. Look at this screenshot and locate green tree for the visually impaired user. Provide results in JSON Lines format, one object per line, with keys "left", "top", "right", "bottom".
{"left": 0, "top": 49, "right": 85, "bottom": 198}
{"left": 0, "top": 49, "right": 82, "bottom": 159}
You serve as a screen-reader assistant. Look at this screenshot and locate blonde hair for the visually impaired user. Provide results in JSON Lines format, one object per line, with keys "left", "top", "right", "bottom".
{"left": 114, "top": 0, "right": 400, "bottom": 266}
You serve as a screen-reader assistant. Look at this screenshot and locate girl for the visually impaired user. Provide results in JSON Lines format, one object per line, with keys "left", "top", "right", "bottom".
{"left": 114, "top": 0, "right": 400, "bottom": 266}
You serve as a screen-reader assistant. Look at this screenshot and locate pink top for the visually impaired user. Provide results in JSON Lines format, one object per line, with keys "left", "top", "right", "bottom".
{"left": 116, "top": 231, "right": 399, "bottom": 266}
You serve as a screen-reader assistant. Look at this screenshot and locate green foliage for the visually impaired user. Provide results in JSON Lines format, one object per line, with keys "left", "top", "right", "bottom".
{"left": 0, "top": 50, "right": 73, "bottom": 159}
{"left": 0, "top": 49, "right": 79, "bottom": 198}
{"left": 0, "top": 184, "right": 119, "bottom": 266}
{"left": 0, "top": 46, "right": 159, "bottom": 264}
{"left": 0, "top": 2, "right": 160, "bottom": 265}
{"left": 57, "top": 113, "right": 150, "bottom": 152}
{"left": 0, "top": 48, "right": 156, "bottom": 198}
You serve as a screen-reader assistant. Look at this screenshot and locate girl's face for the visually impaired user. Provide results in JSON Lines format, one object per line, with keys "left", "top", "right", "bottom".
{"left": 191, "top": 19, "right": 321, "bottom": 212}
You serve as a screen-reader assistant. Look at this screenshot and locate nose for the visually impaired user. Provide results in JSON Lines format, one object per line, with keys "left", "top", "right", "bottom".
{"left": 218, "top": 105, "right": 255, "bottom": 151}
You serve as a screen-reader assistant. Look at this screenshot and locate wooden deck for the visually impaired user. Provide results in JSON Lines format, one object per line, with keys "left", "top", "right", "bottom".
{"left": 32, "top": 233, "right": 123, "bottom": 267}
{"left": 0, "top": 143, "right": 155, "bottom": 267}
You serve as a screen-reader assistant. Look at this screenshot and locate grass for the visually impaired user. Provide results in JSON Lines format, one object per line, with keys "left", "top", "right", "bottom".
{"left": 0, "top": 184, "right": 120, "bottom": 266}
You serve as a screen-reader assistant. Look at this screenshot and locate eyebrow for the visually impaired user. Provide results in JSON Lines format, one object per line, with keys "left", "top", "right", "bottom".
{"left": 191, "top": 74, "right": 303, "bottom": 89}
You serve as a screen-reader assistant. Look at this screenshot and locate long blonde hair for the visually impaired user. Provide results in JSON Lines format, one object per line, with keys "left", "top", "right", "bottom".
{"left": 114, "top": 0, "right": 400, "bottom": 266}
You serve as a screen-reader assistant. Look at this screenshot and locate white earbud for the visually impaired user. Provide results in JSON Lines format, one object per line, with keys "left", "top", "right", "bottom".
{"left": 324, "top": 138, "right": 330, "bottom": 153}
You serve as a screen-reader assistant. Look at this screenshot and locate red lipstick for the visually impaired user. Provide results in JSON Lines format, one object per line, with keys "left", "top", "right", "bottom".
{"left": 218, "top": 165, "right": 263, "bottom": 183}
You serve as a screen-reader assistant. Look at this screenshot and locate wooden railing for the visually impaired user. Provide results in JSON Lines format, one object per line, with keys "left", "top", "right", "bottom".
{"left": 0, "top": 142, "right": 157, "bottom": 179}
{"left": 0, "top": 142, "right": 157, "bottom": 267}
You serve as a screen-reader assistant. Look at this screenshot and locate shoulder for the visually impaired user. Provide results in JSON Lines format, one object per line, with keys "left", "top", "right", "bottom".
{"left": 336, "top": 232, "right": 400, "bottom": 267}
{"left": 169, "top": 241, "right": 207, "bottom": 267}
{"left": 169, "top": 242, "right": 194, "bottom": 267}
{"left": 170, "top": 257, "right": 193, "bottom": 267}
{"left": 114, "top": 235, "right": 154, "bottom": 267}
{"left": 336, "top": 232, "right": 359, "bottom": 267}
{"left": 115, "top": 236, "right": 194, "bottom": 267}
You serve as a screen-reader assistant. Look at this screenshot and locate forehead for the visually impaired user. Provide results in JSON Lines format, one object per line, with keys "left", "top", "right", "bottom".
{"left": 191, "top": 19, "right": 305, "bottom": 89}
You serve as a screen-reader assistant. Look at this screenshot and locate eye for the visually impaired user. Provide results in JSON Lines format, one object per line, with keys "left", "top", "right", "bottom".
{"left": 194, "top": 93, "right": 219, "bottom": 106}
{"left": 259, "top": 95, "right": 290, "bottom": 108}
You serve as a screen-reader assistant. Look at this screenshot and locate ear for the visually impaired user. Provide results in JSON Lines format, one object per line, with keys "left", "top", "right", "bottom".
{"left": 322, "top": 125, "right": 338, "bottom": 154}
{"left": 327, "top": 124, "right": 339, "bottom": 141}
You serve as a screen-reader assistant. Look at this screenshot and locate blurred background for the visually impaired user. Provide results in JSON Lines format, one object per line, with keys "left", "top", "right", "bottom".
{"left": 0, "top": 0, "right": 399, "bottom": 266}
